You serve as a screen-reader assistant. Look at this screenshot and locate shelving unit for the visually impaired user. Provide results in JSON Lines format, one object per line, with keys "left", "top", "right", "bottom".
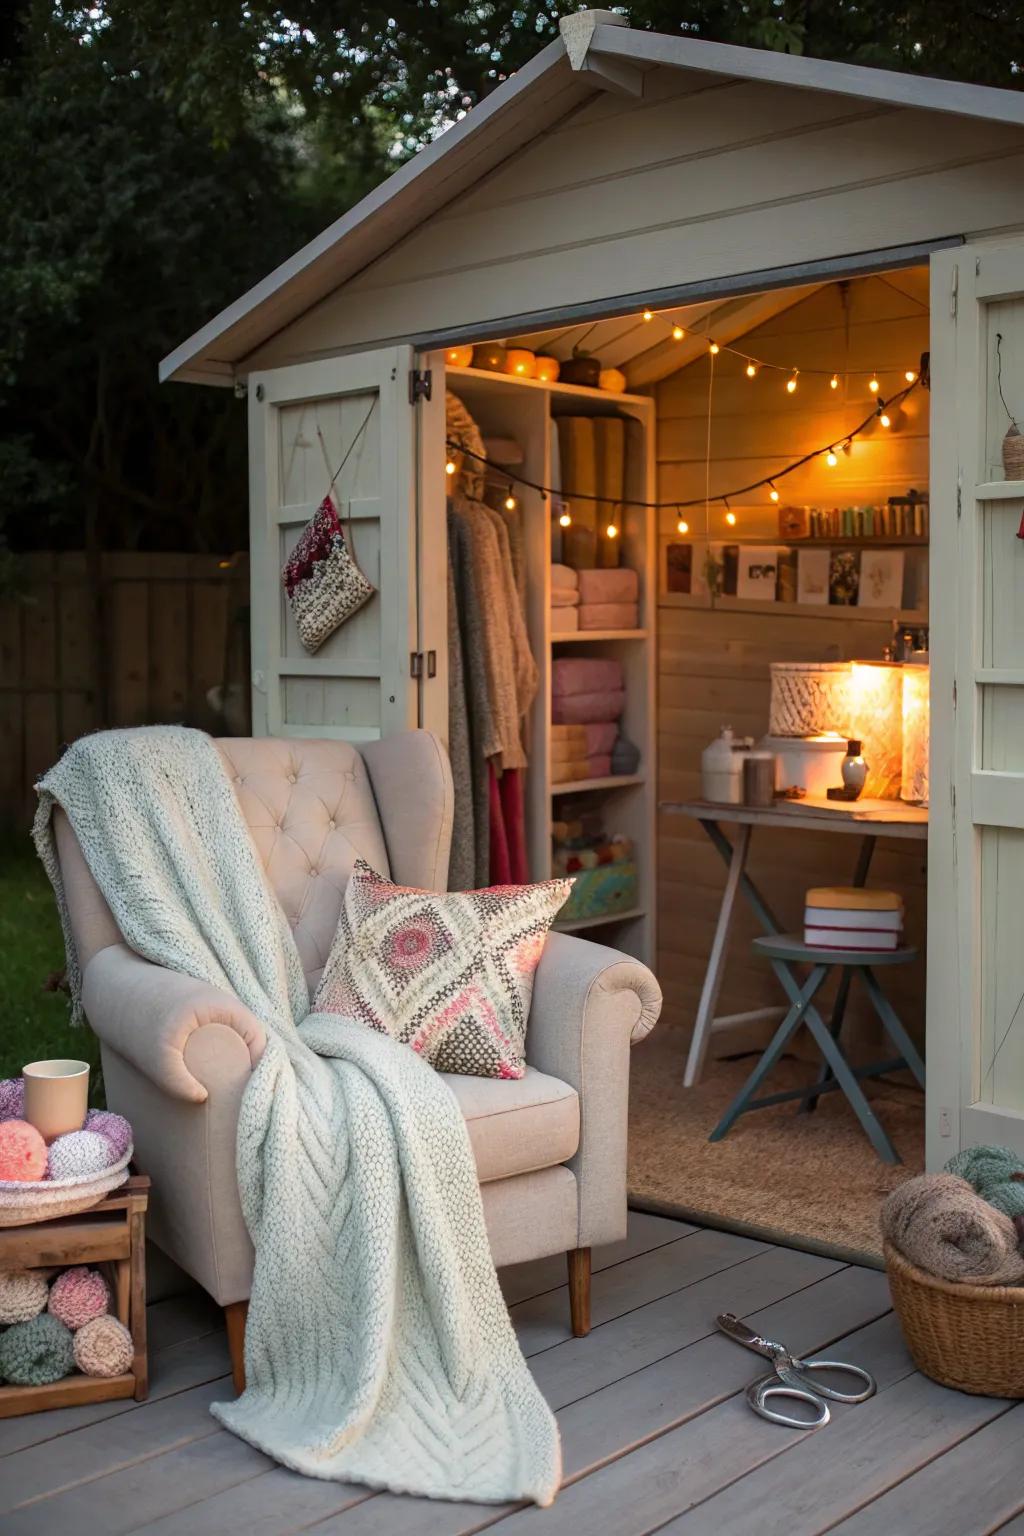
{"left": 446, "top": 363, "right": 656, "bottom": 966}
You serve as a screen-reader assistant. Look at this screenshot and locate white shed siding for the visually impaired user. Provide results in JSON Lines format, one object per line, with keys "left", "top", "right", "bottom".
{"left": 243, "top": 72, "right": 1024, "bottom": 372}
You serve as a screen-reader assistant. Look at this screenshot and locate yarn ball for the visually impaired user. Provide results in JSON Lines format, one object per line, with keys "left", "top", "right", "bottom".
{"left": 84, "top": 1109, "right": 132, "bottom": 1163}
{"left": 881, "top": 1172, "right": 1024, "bottom": 1286}
{"left": 0, "top": 1268, "right": 49, "bottom": 1324}
{"left": 0, "top": 1119, "right": 48, "bottom": 1182}
{"left": 946, "top": 1145, "right": 1024, "bottom": 1222}
{"left": 73, "top": 1314, "right": 133, "bottom": 1379}
{"left": 0, "top": 1313, "right": 74, "bottom": 1385}
{"left": 47, "top": 1130, "right": 114, "bottom": 1181}
{"left": 47, "top": 1266, "right": 109, "bottom": 1330}
{"left": 0, "top": 1078, "right": 24, "bottom": 1121}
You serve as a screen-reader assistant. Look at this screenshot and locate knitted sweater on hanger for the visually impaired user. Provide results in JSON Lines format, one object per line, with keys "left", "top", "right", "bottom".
{"left": 34, "top": 727, "right": 560, "bottom": 1505}
{"left": 449, "top": 496, "right": 527, "bottom": 771}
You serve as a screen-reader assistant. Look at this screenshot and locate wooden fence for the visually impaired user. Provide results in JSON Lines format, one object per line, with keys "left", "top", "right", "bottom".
{"left": 0, "top": 552, "right": 251, "bottom": 828}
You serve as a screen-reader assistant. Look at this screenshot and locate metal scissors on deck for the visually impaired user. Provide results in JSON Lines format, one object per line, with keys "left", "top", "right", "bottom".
{"left": 715, "top": 1312, "right": 876, "bottom": 1428}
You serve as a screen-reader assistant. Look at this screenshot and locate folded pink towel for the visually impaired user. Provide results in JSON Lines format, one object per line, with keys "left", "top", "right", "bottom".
{"left": 578, "top": 601, "right": 639, "bottom": 630}
{"left": 577, "top": 567, "right": 638, "bottom": 604}
{"left": 551, "top": 564, "right": 579, "bottom": 590}
{"left": 588, "top": 754, "right": 612, "bottom": 778}
{"left": 551, "top": 589, "right": 580, "bottom": 607}
{"left": 584, "top": 722, "right": 618, "bottom": 755}
{"left": 552, "top": 689, "right": 626, "bottom": 724}
{"left": 551, "top": 607, "right": 579, "bottom": 633}
{"left": 551, "top": 657, "right": 624, "bottom": 697}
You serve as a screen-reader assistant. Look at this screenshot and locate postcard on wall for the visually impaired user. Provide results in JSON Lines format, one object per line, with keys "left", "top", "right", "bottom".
{"left": 797, "top": 547, "right": 830, "bottom": 605}
{"left": 665, "top": 541, "right": 692, "bottom": 594}
{"left": 691, "top": 542, "right": 725, "bottom": 599}
{"left": 737, "top": 546, "right": 780, "bottom": 602}
{"left": 858, "top": 548, "right": 906, "bottom": 609}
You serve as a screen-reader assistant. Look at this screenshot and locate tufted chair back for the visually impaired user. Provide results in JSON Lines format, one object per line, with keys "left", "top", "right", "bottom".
{"left": 55, "top": 731, "right": 454, "bottom": 998}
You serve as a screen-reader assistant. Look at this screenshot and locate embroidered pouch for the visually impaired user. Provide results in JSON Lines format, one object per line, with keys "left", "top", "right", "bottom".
{"left": 312, "top": 860, "right": 572, "bottom": 1079}
{"left": 282, "top": 494, "right": 375, "bottom": 654}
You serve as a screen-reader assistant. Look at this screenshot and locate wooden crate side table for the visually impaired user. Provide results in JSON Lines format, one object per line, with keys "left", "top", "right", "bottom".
{"left": 0, "top": 1173, "right": 149, "bottom": 1417}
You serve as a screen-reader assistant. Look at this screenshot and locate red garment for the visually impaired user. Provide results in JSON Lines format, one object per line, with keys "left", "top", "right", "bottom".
{"left": 499, "top": 768, "right": 529, "bottom": 884}
{"left": 488, "top": 763, "right": 512, "bottom": 884}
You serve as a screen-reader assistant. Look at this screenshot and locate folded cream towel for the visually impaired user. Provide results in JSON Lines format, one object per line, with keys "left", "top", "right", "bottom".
{"left": 551, "top": 589, "right": 581, "bottom": 607}
{"left": 578, "top": 602, "right": 639, "bottom": 631}
{"left": 550, "top": 608, "right": 579, "bottom": 634}
{"left": 551, "top": 564, "right": 579, "bottom": 590}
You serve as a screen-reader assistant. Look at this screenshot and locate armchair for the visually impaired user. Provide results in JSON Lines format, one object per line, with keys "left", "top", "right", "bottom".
{"left": 53, "top": 731, "right": 661, "bottom": 1390}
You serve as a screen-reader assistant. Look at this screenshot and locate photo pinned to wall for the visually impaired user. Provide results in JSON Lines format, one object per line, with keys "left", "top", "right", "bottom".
{"left": 858, "top": 547, "right": 906, "bottom": 609}
{"left": 665, "top": 541, "right": 693, "bottom": 594}
{"left": 737, "top": 546, "right": 781, "bottom": 602}
{"left": 829, "top": 549, "right": 860, "bottom": 606}
{"left": 797, "top": 546, "right": 830, "bottom": 605}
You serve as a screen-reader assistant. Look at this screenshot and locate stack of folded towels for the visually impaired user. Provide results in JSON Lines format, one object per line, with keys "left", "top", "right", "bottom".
{"left": 803, "top": 886, "right": 904, "bottom": 950}
{"left": 550, "top": 565, "right": 640, "bottom": 633}
{"left": 551, "top": 657, "right": 627, "bottom": 782}
{"left": 551, "top": 722, "right": 618, "bottom": 782}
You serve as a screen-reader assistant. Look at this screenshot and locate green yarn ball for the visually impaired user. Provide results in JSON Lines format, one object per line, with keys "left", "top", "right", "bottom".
{"left": 945, "top": 1145, "right": 1024, "bottom": 1220}
{"left": 0, "top": 1312, "right": 74, "bottom": 1385}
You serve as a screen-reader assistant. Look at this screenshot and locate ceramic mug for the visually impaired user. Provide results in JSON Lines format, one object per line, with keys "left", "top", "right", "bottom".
{"left": 22, "top": 1059, "right": 90, "bottom": 1142}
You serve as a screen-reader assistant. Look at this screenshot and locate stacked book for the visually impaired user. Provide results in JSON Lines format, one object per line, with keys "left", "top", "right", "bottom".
{"left": 804, "top": 886, "right": 903, "bottom": 951}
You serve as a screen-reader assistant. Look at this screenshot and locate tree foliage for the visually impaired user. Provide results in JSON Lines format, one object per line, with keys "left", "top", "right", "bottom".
{"left": 1, "top": 0, "right": 1019, "bottom": 570}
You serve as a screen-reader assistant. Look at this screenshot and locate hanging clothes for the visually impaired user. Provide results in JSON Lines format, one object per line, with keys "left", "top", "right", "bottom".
{"left": 445, "top": 551, "right": 476, "bottom": 892}
{"left": 448, "top": 506, "right": 495, "bottom": 888}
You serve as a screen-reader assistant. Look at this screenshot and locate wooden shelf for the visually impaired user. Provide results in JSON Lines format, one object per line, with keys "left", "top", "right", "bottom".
{"left": 551, "top": 773, "right": 645, "bottom": 795}
{"left": 975, "top": 480, "right": 1024, "bottom": 500}
{"left": 680, "top": 533, "right": 928, "bottom": 548}
{"left": 660, "top": 593, "right": 928, "bottom": 624}
{"left": 447, "top": 364, "right": 650, "bottom": 407}
{"left": 552, "top": 629, "right": 648, "bottom": 643}
{"left": 554, "top": 906, "right": 646, "bottom": 933}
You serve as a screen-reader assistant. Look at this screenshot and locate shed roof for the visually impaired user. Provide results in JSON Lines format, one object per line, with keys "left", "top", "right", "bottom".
{"left": 161, "top": 15, "right": 1024, "bottom": 385}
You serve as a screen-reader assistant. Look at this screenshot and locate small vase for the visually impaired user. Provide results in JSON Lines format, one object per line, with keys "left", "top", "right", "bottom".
{"left": 841, "top": 740, "right": 869, "bottom": 799}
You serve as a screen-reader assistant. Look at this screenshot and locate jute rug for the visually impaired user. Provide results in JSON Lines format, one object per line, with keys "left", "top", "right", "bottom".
{"left": 628, "top": 1029, "right": 925, "bottom": 1267}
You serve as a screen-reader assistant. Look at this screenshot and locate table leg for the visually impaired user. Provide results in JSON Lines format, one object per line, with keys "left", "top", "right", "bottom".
{"left": 861, "top": 967, "right": 926, "bottom": 1088}
{"left": 799, "top": 981, "right": 900, "bottom": 1164}
{"left": 684, "top": 822, "right": 752, "bottom": 1088}
{"left": 709, "top": 963, "right": 830, "bottom": 1142}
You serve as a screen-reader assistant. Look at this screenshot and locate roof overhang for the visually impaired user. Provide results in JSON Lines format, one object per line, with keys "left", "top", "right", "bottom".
{"left": 161, "top": 15, "right": 1024, "bottom": 386}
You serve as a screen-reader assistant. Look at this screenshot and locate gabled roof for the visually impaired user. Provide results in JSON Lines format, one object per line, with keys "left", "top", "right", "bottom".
{"left": 161, "top": 13, "right": 1024, "bottom": 385}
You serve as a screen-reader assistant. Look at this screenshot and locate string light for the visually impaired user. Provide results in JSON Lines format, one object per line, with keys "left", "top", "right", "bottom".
{"left": 445, "top": 459, "right": 456, "bottom": 476}
{"left": 786, "top": 370, "right": 798, "bottom": 394}
{"left": 745, "top": 361, "right": 757, "bottom": 378}
{"left": 709, "top": 341, "right": 720, "bottom": 355}
{"left": 830, "top": 373, "right": 840, "bottom": 390}
{"left": 879, "top": 410, "right": 892, "bottom": 429}
{"left": 725, "top": 509, "right": 737, "bottom": 526}
{"left": 825, "top": 450, "right": 838, "bottom": 467}
{"left": 868, "top": 373, "right": 880, "bottom": 393}
{"left": 672, "top": 324, "right": 685, "bottom": 341}
{"left": 768, "top": 482, "right": 780, "bottom": 502}
{"left": 558, "top": 506, "right": 572, "bottom": 528}
{"left": 677, "top": 518, "right": 689, "bottom": 534}
{"left": 643, "top": 309, "right": 654, "bottom": 322}
{"left": 606, "top": 522, "right": 619, "bottom": 539}
{"left": 904, "top": 369, "right": 917, "bottom": 382}
{"left": 504, "top": 488, "right": 517, "bottom": 510}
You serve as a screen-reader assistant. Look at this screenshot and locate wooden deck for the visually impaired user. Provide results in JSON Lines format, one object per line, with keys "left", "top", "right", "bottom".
{"left": 1, "top": 1213, "right": 1021, "bottom": 1535}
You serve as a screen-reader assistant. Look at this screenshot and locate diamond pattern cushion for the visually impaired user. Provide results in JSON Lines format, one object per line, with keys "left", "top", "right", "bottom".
{"left": 312, "top": 860, "right": 572, "bottom": 1078}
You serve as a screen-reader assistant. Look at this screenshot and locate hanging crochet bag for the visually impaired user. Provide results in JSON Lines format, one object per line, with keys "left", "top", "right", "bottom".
{"left": 282, "top": 411, "right": 376, "bottom": 654}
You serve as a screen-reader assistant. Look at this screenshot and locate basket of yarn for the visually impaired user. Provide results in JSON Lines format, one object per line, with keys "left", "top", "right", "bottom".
{"left": 882, "top": 1149, "right": 1024, "bottom": 1398}
{"left": 0, "top": 1085, "right": 132, "bottom": 1226}
{"left": 0, "top": 1263, "right": 131, "bottom": 1388}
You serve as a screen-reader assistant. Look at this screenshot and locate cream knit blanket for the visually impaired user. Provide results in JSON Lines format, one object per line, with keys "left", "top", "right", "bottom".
{"left": 33, "top": 726, "right": 560, "bottom": 1505}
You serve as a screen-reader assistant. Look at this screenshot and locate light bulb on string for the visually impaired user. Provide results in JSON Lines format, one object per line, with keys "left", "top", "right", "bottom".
{"left": 672, "top": 325, "right": 685, "bottom": 341}
{"left": 724, "top": 500, "right": 737, "bottom": 527}
{"left": 445, "top": 459, "right": 456, "bottom": 476}
{"left": 825, "top": 450, "right": 838, "bottom": 468}
{"left": 830, "top": 373, "right": 840, "bottom": 390}
{"left": 868, "top": 373, "right": 880, "bottom": 393}
{"left": 843, "top": 440, "right": 853, "bottom": 457}
{"left": 643, "top": 309, "right": 654, "bottom": 322}
{"left": 745, "top": 361, "right": 757, "bottom": 378}
{"left": 708, "top": 341, "right": 720, "bottom": 355}
{"left": 504, "top": 487, "right": 517, "bottom": 511}
{"left": 786, "top": 370, "right": 798, "bottom": 394}
{"left": 768, "top": 481, "right": 780, "bottom": 503}
{"left": 606, "top": 522, "right": 619, "bottom": 539}
{"left": 904, "top": 369, "right": 917, "bottom": 382}
{"left": 879, "top": 411, "right": 892, "bottom": 429}
{"left": 558, "top": 504, "right": 572, "bottom": 528}
{"left": 677, "top": 517, "right": 689, "bottom": 535}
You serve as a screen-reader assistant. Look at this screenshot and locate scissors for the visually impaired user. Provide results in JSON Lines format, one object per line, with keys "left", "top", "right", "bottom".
{"left": 716, "top": 1312, "right": 876, "bottom": 1428}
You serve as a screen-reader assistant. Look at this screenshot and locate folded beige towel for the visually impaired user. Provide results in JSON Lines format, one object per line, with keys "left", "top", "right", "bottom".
{"left": 551, "top": 608, "right": 579, "bottom": 633}
{"left": 550, "top": 724, "right": 588, "bottom": 746}
{"left": 578, "top": 601, "right": 639, "bottom": 630}
{"left": 551, "top": 564, "right": 579, "bottom": 590}
{"left": 577, "top": 567, "right": 638, "bottom": 604}
{"left": 881, "top": 1172, "right": 1024, "bottom": 1286}
{"left": 551, "top": 589, "right": 580, "bottom": 608}
{"left": 552, "top": 760, "right": 591, "bottom": 783}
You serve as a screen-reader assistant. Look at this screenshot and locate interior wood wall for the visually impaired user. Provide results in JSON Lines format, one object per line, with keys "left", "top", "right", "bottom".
{"left": 654, "top": 276, "right": 930, "bottom": 1048}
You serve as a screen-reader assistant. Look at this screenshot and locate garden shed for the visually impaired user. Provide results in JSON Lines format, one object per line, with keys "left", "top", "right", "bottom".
{"left": 163, "top": 12, "right": 1024, "bottom": 1232}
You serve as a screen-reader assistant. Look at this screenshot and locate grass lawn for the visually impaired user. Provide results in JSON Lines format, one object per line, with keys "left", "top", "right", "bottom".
{"left": 0, "top": 836, "right": 103, "bottom": 1100}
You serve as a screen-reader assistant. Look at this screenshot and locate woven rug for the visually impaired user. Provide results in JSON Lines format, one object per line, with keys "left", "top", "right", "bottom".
{"left": 628, "top": 1028, "right": 924, "bottom": 1267}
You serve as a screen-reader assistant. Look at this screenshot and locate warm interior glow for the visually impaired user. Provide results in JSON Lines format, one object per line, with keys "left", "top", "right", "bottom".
{"left": 848, "top": 662, "right": 904, "bottom": 799}
{"left": 901, "top": 665, "right": 930, "bottom": 805}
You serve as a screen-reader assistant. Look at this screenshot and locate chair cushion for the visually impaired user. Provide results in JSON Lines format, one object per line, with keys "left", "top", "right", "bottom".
{"left": 443, "top": 1068, "right": 580, "bottom": 1184}
{"left": 216, "top": 739, "right": 389, "bottom": 993}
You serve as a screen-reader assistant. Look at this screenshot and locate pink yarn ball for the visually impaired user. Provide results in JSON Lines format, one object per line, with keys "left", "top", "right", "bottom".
{"left": 0, "top": 1079, "right": 24, "bottom": 1121}
{"left": 47, "top": 1266, "right": 109, "bottom": 1330}
{"left": 0, "top": 1120, "right": 47, "bottom": 1182}
{"left": 73, "top": 1314, "right": 133, "bottom": 1379}
{"left": 84, "top": 1110, "right": 132, "bottom": 1162}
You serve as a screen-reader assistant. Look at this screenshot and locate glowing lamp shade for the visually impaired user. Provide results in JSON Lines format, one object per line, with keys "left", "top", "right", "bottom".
{"left": 444, "top": 345, "right": 474, "bottom": 368}
{"left": 901, "top": 664, "right": 929, "bottom": 805}
{"left": 534, "top": 355, "right": 560, "bottom": 383}
{"left": 848, "top": 661, "right": 904, "bottom": 799}
{"left": 503, "top": 348, "right": 536, "bottom": 379}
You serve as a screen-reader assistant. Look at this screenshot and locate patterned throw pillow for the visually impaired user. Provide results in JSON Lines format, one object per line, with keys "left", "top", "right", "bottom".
{"left": 312, "top": 860, "right": 572, "bottom": 1079}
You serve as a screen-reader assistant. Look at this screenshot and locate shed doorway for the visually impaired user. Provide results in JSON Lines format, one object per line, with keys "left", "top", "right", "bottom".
{"left": 440, "top": 266, "right": 932, "bottom": 1264}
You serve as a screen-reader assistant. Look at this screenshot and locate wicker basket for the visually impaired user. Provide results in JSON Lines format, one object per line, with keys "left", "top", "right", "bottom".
{"left": 768, "top": 661, "right": 853, "bottom": 738}
{"left": 1003, "top": 424, "right": 1024, "bottom": 481}
{"left": 885, "top": 1241, "right": 1024, "bottom": 1397}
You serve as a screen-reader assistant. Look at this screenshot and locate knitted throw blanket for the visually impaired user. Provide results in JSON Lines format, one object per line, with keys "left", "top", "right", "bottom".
{"left": 33, "top": 727, "right": 560, "bottom": 1505}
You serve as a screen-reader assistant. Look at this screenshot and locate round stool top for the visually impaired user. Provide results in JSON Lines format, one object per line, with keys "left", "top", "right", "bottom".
{"left": 752, "top": 932, "right": 917, "bottom": 966}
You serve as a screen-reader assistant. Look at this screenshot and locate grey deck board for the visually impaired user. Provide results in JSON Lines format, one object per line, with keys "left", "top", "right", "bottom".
{"left": 0, "top": 1213, "right": 1010, "bottom": 1536}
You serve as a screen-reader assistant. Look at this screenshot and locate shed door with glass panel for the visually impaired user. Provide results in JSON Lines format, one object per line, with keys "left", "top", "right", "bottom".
{"left": 248, "top": 347, "right": 445, "bottom": 742}
{"left": 930, "top": 239, "right": 1024, "bottom": 1163}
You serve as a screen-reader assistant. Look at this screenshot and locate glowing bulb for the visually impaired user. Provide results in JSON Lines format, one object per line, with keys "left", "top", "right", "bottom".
{"left": 515, "top": 362, "right": 527, "bottom": 375}
{"left": 709, "top": 341, "right": 720, "bottom": 355}
{"left": 606, "top": 522, "right": 619, "bottom": 539}
{"left": 826, "top": 451, "right": 838, "bottom": 467}
{"left": 725, "top": 510, "right": 737, "bottom": 526}
{"left": 677, "top": 518, "right": 689, "bottom": 534}
{"left": 642, "top": 309, "right": 654, "bottom": 322}
{"left": 672, "top": 325, "right": 684, "bottom": 341}
{"left": 868, "top": 374, "right": 880, "bottom": 393}
{"left": 445, "top": 459, "right": 456, "bottom": 476}
{"left": 745, "top": 361, "right": 757, "bottom": 378}
{"left": 905, "top": 369, "right": 916, "bottom": 382}
{"left": 830, "top": 373, "right": 839, "bottom": 390}
{"left": 504, "top": 491, "right": 516, "bottom": 510}
{"left": 558, "top": 509, "right": 571, "bottom": 528}
{"left": 879, "top": 412, "right": 891, "bottom": 428}
{"left": 786, "top": 371, "right": 798, "bottom": 394}
{"left": 769, "top": 485, "right": 780, "bottom": 503}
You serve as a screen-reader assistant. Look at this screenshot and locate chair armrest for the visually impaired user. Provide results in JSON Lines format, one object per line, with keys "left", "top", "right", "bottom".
{"left": 81, "top": 944, "right": 267, "bottom": 1103}
{"left": 526, "top": 931, "right": 662, "bottom": 1248}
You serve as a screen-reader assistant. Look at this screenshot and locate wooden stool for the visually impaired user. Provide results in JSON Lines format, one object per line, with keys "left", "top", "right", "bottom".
{"left": 0, "top": 1174, "right": 149, "bottom": 1417}
{"left": 709, "top": 934, "right": 923, "bottom": 1163}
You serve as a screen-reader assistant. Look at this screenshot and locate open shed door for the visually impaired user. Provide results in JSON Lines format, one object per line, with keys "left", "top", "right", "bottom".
{"left": 248, "top": 347, "right": 446, "bottom": 742}
{"left": 929, "top": 240, "right": 1024, "bottom": 1165}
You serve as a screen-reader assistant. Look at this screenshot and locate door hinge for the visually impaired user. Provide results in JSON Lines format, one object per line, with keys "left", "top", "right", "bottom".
{"left": 409, "top": 369, "right": 433, "bottom": 404}
{"left": 950, "top": 264, "right": 959, "bottom": 320}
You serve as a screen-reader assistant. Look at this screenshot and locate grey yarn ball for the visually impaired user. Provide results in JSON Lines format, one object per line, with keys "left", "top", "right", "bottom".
{"left": 47, "top": 1130, "right": 113, "bottom": 1181}
{"left": 0, "top": 1313, "right": 74, "bottom": 1385}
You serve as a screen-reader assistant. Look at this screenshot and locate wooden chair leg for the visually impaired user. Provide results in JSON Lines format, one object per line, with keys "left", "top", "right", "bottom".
{"left": 224, "top": 1300, "right": 248, "bottom": 1393}
{"left": 567, "top": 1247, "right": 591, "bottom": 1338}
